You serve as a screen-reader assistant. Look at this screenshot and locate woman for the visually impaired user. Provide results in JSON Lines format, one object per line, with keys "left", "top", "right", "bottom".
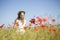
{"left": 14, "top": 11, "right": 26, "bottom": 33}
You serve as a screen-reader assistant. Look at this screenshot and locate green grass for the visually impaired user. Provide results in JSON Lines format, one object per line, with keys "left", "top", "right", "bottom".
{"left": 0, "top": 24, "right": 60, "bottom": 40}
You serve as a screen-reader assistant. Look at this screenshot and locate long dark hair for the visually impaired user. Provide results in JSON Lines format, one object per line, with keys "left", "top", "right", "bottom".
{"left": 14, "top": 11, "right": 25, "bottom": 26}
{"left": 17, "top": 11, "right": 25, "bottom": 20}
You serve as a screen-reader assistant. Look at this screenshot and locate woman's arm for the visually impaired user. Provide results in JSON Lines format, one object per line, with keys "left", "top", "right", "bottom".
{"left": 13, "top": 19, "right": 19, "bottom": 28}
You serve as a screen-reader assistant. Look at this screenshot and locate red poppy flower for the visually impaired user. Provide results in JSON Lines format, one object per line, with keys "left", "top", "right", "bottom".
{"left": 29, "top": 18, "right": 35, "bottom": 24}
{"left": 48, "top": 28, "right": 52, "bottom": 31}
{"left": 41, "top": 24, "right": 45, "bottom": 28}
{"left": 0, "top": 24, "right": 4, "bottom": 29}
{"left": 53, "top": 29, "right": 56, "bottom": 32}
{"left": 48, "top": 27, "right": 53, "bottom": 31}
{"left": 48, "top": 25, "right": 55, "bottom": 32}
{"left": 40, "top": 24, "right": 45, "bottom": 30}
{"left": 36, "top": 16, "right": 42, "bottom": 23}
{"left": 0, "top": 25, "right": 3, "bottom": 29}
{"left": 52, "top": 19, "right": 56, "bottom": 22}
{"left": 43, "top": 17, "right": 49, "bottom": 22}
{"left": 24, "top": 26, "right": 27, "bottom": 30}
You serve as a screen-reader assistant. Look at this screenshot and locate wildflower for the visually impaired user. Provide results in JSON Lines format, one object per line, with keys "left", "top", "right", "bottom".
{"left": 36, "top": 16, "right": 42, "bottom": 23}
{"left": 43, "top": 17, "right": 49, "bottom": 22}
{"left": 29, "top": 18, "right": 35, "bottom": 24}
{"left": 40, "top": 24, "right": 45, "bottom": 30}
{"left": 53, "top": 29, "right": 56, "bottom": 32}
{"left": 23, "top": 25, "right": 27, "bottom": 30}
{"left": 48, "top": 26, "right": 53, "bottom": 32}
{"left": 52, "top": 19, "right": 56, "bottom": 22}
{"left": 0, "top": 24, "right": 4, "bottom": 29}
{"left": 41, "top": 24, "right": 45, "bottom": 28}
{"left": 48, "top": 27, "right": 52, "bottom": 31}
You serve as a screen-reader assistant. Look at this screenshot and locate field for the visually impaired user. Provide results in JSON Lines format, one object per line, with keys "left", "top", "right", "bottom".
{"left": 0, "top": 16, "right": 60, "bottom": 40}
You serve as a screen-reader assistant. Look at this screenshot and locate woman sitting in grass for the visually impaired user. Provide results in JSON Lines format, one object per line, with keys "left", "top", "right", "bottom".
{"left": 14, "top": 11, "right": 26, "bottom": 33}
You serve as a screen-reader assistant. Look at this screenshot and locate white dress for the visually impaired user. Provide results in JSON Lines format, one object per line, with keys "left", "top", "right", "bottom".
{"left": 16, "top": 19, "right": 26, "bottom": 33}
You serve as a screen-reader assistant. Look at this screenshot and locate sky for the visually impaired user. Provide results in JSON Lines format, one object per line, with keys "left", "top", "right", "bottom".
{"left": 0, "top": 0, "right": 60, "bottom": 25}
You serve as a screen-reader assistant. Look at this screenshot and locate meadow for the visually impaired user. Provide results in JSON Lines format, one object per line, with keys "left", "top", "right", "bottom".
{"left": 0, "top": 16, "right": 60, "bottom": 40}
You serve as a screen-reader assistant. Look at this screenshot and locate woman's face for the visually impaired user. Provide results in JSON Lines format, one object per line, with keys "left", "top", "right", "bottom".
{"left": 20, "top": 13, "right": 25, "bottom": 20}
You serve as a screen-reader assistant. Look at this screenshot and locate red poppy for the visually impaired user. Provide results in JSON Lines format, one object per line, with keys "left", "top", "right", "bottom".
{"left": 41, "top": 24, "right": 45, "bottom": 28}
{"left": 0, "top": 24, "right": 4, "bottom": 29}
{"left": 48, "top": 28, "right": 52, "bottom": 31}
{"left": 29, "top": 18, "right": 35, "bottom": 24}
{"left": 53, "top": 29, "right": 56, "bottom": 32}
{"left": 40, "top": 24, "right": 45, "bottom": 30}
{"left": 48, "top": 27, "right": 53, "bottom": 32}
{"left": 43, "top": 17, "right": 49, "bottom": 22}
{"left": 0, "top": 25, "right": 3, "bottom": 29}
{"left": 52, "top": 19, "right": 56, "bottom": 22}
{"left": 36, "top": 16, "right": 42, "bottom": 23}
{"left": 24, "top": 26, "right": 27, "bottom": 30}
